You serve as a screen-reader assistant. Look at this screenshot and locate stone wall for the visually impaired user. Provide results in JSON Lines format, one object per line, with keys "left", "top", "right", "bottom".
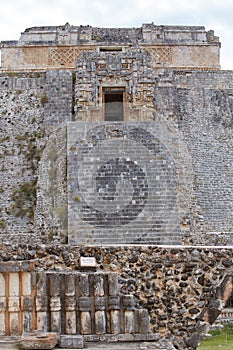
{"left": 0, "top": 71, "right": 73, "bottom": 243}
{"left": 0, "top": 68, "right": 232, "bottom": 245}
{"left": 0, "top": 23, "right": 220, "bottom": 70}
{"left": 75, "top": 49, "right": 155, "bottom": 121}
{"left": 0, "top": 73, "right": 46, "bottom": 241}
{"left": 0, "top": 245, "right": 232, "bottom": 349}
{"left": 67, "top": 121, "right": 192, "bottom": 245}
{"left": 170, "top": 72, "right": 231, "bottom": 243}
{"left": 0, "top": 45, "right": 220, "bottom": 71}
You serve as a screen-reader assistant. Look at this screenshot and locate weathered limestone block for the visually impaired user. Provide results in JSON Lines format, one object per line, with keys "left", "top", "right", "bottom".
{"left": 21, "top": 272, "right": 32, "bottom": 333}
{"left": 94, "top": 274, "right": 106, "bottom": 334}
{"left": 108, "top": 273, "right": 119, "bottom": 296}
{"left": 136, "top": 309, "right": 151, "bottom": 334}
{"left": 0, "top": 273, "right": 6, "bottom": 335}
{"left": 79, "top": 274, "right": 92, "bottom": 334}
{"left": 49, "top": 274, "right": 61, "bottom": 333}
{"left": 19, "top": 332, "right": 58, "bottom": 350}
{"left": 64, "top": 274, "right": 76, "bottom": 335}
{"left": 108, "top": 273, "right": 121, "bottom": 334}
{"left": 60, "top": 335, "right": 84, "bottom": 349}
{"left": 0, "top": 336, "right": 20, "bottom": 350}
{"left": 8, "top": 273, "right": 20, "bottom": 335}
{"left": 123, "top": 295, "right": 135, "bottom": 334}
{"left": 35, "top": 273, "right": 48, "bottom": 332}
{"left": 139, "top": 340, "right": 176, "bottom": 349}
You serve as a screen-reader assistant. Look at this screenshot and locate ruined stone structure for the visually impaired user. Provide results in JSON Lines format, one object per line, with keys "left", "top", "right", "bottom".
{"left": 0, "top": 23, "right": 232, "bottom": 349}
{"left": 1, "top": 23, "right": 220, "bottom": 71}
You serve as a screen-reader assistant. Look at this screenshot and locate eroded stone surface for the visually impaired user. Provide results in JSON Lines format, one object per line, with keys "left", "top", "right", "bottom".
{"left": 19, "top": 332, "right": 58, "bottom": 349}
{"left": 0, "top": 70, "right": 232, "bottom": 245}
{"left": 0, "top": 246, "right": 232, "bottom": 349}
{"left": 0, "top": 23, "right": 232, "bottom": 350}
{"left": 0, "top": 24, "right": 220, "bottom": 70}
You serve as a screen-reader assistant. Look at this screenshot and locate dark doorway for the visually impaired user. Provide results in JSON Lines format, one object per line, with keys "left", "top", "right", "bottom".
{"left": 104, "top": 90, "right": 124, "bottom": 121}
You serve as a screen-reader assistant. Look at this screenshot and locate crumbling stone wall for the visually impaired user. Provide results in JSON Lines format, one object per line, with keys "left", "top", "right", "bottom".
{"left": 0, "top": 71, "right": 72, "bottom": 243}
{"left": 0, "top": 245, "right": 232, "bottom": 349}
{"left": 0, "top": 73, "right": 46, "bottom": 240}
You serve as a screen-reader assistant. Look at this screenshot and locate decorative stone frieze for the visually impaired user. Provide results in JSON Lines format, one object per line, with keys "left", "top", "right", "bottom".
{"left": 0, "top": 23, "right": 220, "bottom": 70}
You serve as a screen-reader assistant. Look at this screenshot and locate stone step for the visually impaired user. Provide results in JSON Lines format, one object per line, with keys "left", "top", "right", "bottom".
{"left": 0, "top": 336, "right": 20, "bottom": 350}
{"left": 60, "top": 344, "right": 140, "bottom": 350}
{"left": 60, "top": 341, "right": 175, "bottom": 350}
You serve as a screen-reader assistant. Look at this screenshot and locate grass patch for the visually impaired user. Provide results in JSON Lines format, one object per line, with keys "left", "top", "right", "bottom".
{"left": 198, "top": 324, "right": 233, "bottom": 350}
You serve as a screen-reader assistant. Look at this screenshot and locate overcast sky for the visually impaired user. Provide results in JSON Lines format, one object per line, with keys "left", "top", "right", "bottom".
{"left": 0, "top": 0, "right": 232, "bottom": 69}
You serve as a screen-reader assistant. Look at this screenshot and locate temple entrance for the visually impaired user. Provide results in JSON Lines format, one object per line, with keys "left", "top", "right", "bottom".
{"left": 104, "top": 88, "right": 124, "bottom": 121}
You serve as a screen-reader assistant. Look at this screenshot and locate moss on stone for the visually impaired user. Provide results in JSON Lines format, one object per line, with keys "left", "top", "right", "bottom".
{"left": 10, "top": 180, "right": 37, "bottom": 219}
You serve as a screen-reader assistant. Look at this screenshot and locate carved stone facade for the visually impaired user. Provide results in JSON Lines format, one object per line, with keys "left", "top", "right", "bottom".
{"left": 0, "top": 23, "right": 220, "bottom": 70}
{"left": 75, "top": 49, "right": 155, "bottom": 122}
{"left": 0, "top": 24, "right": 232, "bottom": 349}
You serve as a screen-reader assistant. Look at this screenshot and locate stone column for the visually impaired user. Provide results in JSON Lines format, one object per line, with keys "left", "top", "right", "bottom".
{"left": 64, "top": 274, "right": 76, "bottom": 335}
{"left": 35, "top": 272, "right": 48, "bottom": 332}
{"left": 79, "top": 274, "right": 92, "bottom": 334}
{"left": 94, "top": 274, "right": 106, "bottom": 334}
{"left": 108, "top": 273, "right": 121, "bottom": 334}
{"left": 136, "top": 309, "right": 150, "bottom": 334}
{"left": 49, "top": 273, "right": 61, "bottom": 333}
{"left": 0, "top": 273, "right": 6, "bottom": 335}
{"left": 123, "top": 295, "right": 135, "bottom": 334}
{"left": 21, "top": 272, "right": 33, "bottom": 333}
{"left": 8, "top": 273, "right": 20, "bottom": 335}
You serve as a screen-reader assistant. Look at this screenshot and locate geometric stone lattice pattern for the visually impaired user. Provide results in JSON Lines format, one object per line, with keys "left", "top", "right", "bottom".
{"left": 149, "top": 47, "right": 172, "bottom": 66}
{"left": 68, "top": 122, "right": 180, "bottom": 245}
{"left": 48, "top": 47, "right": 83, "bottom": 67}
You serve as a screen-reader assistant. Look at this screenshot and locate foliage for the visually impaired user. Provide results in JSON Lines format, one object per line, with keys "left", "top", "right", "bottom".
{"left": 55, "top": 205, "right": 68, "bottom": 230}
{"left": 73, "top": 196, "right": 82, "bottom": 202}
{"left": 0, "top": 220, "right": 6, "bottom": 229}
{"left": 7, "top": 72, "right": 18, "bottom": 77}
{"left": 11, "top": 132, "right": 45, "bottom": 220}
{"left": 0, "top": 136, "right": 10, "bottom": 143}
{"left": 10, "top": 180, "right": 37, "bottom": 219}
{"left": 40, "top": 91, "right": 48, "bottom": 105}
{"left": 198, "top": 324, "right": 233, "bottom": 349}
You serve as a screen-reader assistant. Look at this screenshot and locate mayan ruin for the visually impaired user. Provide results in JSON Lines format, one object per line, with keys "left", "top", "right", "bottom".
{"left": 0, "top": 23, "right": 232, "bottom": 349}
